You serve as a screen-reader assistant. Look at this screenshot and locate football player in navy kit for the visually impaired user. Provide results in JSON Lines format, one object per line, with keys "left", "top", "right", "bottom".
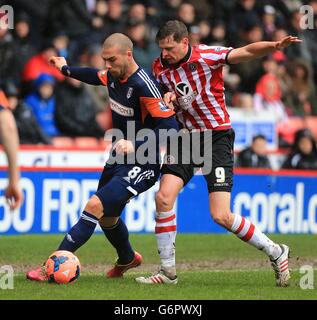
{"left": 26, "top": 33, "right": 178, "bottom": 281}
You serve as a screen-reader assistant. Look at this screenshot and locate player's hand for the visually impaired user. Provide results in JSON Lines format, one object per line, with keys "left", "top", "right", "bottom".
{"left": 163, "top": 92, "right": 176, "bottom": 110}
{"left": 49, "top": 56, "right": 68, "bottom": 70}
{"left": 275, "top": 36, "right": 302, "bottom": 50}
{"left": 5, "top": 183, "right": 23, "bottom": 211}
{"left": 113, "top": 139, "right": 134, "bottom": 154}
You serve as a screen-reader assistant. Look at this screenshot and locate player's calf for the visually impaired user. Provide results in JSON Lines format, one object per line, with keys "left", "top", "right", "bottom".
{"left": 100, "top": 218, "right": 136, "bottom": 269}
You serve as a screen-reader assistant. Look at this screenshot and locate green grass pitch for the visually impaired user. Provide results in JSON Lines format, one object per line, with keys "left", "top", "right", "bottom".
{"left": 0, "top": 234, "right": 316, "bottom": 300}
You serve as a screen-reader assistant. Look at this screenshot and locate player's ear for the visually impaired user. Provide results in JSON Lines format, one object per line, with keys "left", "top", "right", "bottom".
{"left": 182, "top": 37, "right": 189, "bottom": 46}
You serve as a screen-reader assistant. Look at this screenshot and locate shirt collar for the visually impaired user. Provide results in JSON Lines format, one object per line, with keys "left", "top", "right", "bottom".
{"left": 161, "top": 45, "right": 192, "bottom": 69}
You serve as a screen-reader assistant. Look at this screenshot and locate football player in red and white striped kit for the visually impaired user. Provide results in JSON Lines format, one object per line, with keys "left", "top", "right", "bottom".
{"left": 136, "top": 20, "right": 301, "bottom": 286}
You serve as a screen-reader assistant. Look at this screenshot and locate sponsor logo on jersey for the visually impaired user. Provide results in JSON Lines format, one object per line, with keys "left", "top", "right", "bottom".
{"left": 110, "top": 98, "right": 134, "bottom": 117}
{"left": 176, "top": 82, "right": 191, "bottom": 96}
{"left": 175, "top": 82, "right": 197, "bottom": 110}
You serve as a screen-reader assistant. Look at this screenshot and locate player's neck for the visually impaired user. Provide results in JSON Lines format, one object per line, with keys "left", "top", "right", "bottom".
{"left": 180, "top": 45, "right": 190, "bottom": 60}
{"left": 178, "top": 45, "right": 191, "bottom": 64}
{"left": 120, "top": 61, "right": 139, "bottom": 82}
{"left": 163, "top": 45, "right": 192, "bottom": 68}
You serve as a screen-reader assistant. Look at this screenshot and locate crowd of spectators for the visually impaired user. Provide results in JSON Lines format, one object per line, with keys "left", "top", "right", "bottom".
{"left": 235, "top": 129, "right": 317, "bottom": 169}
{"left": 1, "top": 0, "right": 317, "bottom": 168}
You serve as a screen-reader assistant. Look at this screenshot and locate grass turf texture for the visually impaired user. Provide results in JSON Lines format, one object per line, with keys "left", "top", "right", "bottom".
{"left": 0, "top": 234, "right": 316, "bottom": 300}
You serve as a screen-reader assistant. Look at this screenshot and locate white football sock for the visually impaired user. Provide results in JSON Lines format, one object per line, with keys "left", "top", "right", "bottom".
{"left": 155, "top": 210, "right": 177, "bottom": 277}
{"left": 231, "top": 214, "right": 282, "bottom": 260}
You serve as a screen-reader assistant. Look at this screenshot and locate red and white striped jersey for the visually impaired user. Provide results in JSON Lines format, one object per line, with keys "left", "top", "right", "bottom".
{"left": 152, "top": 44, "right": 233, "bottom": 131}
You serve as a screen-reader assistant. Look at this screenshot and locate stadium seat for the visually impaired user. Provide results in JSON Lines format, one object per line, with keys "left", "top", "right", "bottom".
{"left": 52, "top": 136, "right": 74, "bottom": 148}
{"left": 277, "top": 117, "right": 305, "bottom": 145}
{"left": 74, "top": 137, "right": 100, "bottom": 149}
{"left": 304, "top": 117, "right": 317, "bottom": 141}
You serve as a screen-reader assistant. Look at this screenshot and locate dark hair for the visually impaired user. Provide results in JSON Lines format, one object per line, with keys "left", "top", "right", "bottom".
{"left": 3, "top": 81, "right": 19, "bottom": 97}
{"left": 292, "top": 129, "right": 317, "bottom": 155}
{"left": 156, "top": 20, "right": 188, "bottom": 43}
{"left": 252, "top": 134, "right": 267, "bottom": 142}
{"left": 286, "top": 59, "right": 311, "bottom": 83}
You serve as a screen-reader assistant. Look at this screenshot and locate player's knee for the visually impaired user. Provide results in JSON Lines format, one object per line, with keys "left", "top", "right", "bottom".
{"left": 155, "top": 190, "right": 174, "bottom": 211}
{"left": 84, "top": 196, "right": 104, "bottom": 219}
{"left": 211, "top": 211, "right": 231, "bottom": 229}
{"left": 99, "top": 216, "right": 119, "bottom": 228}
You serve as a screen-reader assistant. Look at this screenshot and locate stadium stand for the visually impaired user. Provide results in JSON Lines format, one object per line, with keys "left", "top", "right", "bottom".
{"left": 1, "top": 0, "right": 317, "bottom": 169}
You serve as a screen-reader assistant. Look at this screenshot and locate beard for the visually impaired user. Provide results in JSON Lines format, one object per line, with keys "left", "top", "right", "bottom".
{"left": 109, "top": 63, "right": 128, "bottom": 80}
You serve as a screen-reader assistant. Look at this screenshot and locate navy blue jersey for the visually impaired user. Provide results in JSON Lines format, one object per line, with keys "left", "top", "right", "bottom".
{"left": 62, "top": 65, "right": 178, "bottom": 163}
{"left": 97, "top": 67, "right": 175, "bottom": 137}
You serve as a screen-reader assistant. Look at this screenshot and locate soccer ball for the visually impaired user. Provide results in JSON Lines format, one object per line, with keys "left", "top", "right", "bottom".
{"left": 45, "top": 250, "right": 81, "bottom": 284}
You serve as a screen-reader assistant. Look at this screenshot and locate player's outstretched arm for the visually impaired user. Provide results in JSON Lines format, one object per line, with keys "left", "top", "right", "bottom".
{"left": 227, "top": 36, "right": 302, "bottom": 64}
{"left": 49, "top": 56, "right": 104, "bottom": 86}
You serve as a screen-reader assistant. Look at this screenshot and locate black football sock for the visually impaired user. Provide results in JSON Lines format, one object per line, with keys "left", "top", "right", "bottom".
{"left": 101, "top": 218, "right": 135, "bottom": 264}
{"left": 58, "top": 211, "right": 98, "bottom": 252}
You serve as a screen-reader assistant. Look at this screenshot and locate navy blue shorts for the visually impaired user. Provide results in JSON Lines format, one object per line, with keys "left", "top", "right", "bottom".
{"left": 95, "top": 162, "right": 160, "bottom": 217}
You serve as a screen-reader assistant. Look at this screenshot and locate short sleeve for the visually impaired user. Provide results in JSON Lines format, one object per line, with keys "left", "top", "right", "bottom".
{"left": 0, "top": 90, "right": 9, "bottom": 108}
{"left": 137, "top": 69, "right": 174, "bottom": 119}
{"left": 140, "top": 97, "right": 175, "bottom": 118}
{"left": 97, "top": 70, "right": 108, "bottom": 86}
{"left": 198, "top": 45, "right": 234, "bottom": 67}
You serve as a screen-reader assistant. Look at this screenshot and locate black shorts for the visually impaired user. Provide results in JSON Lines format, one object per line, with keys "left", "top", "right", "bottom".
{"left": 161, "top": 129, "right": 235, "bottom": 193}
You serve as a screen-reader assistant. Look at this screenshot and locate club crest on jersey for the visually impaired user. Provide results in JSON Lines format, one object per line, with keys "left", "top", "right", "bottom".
{"left": 188, "top": 63, "right": 197, "bottom": 72}
{"left": 126, "top": 87, "right": 133, "bottom": 99}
